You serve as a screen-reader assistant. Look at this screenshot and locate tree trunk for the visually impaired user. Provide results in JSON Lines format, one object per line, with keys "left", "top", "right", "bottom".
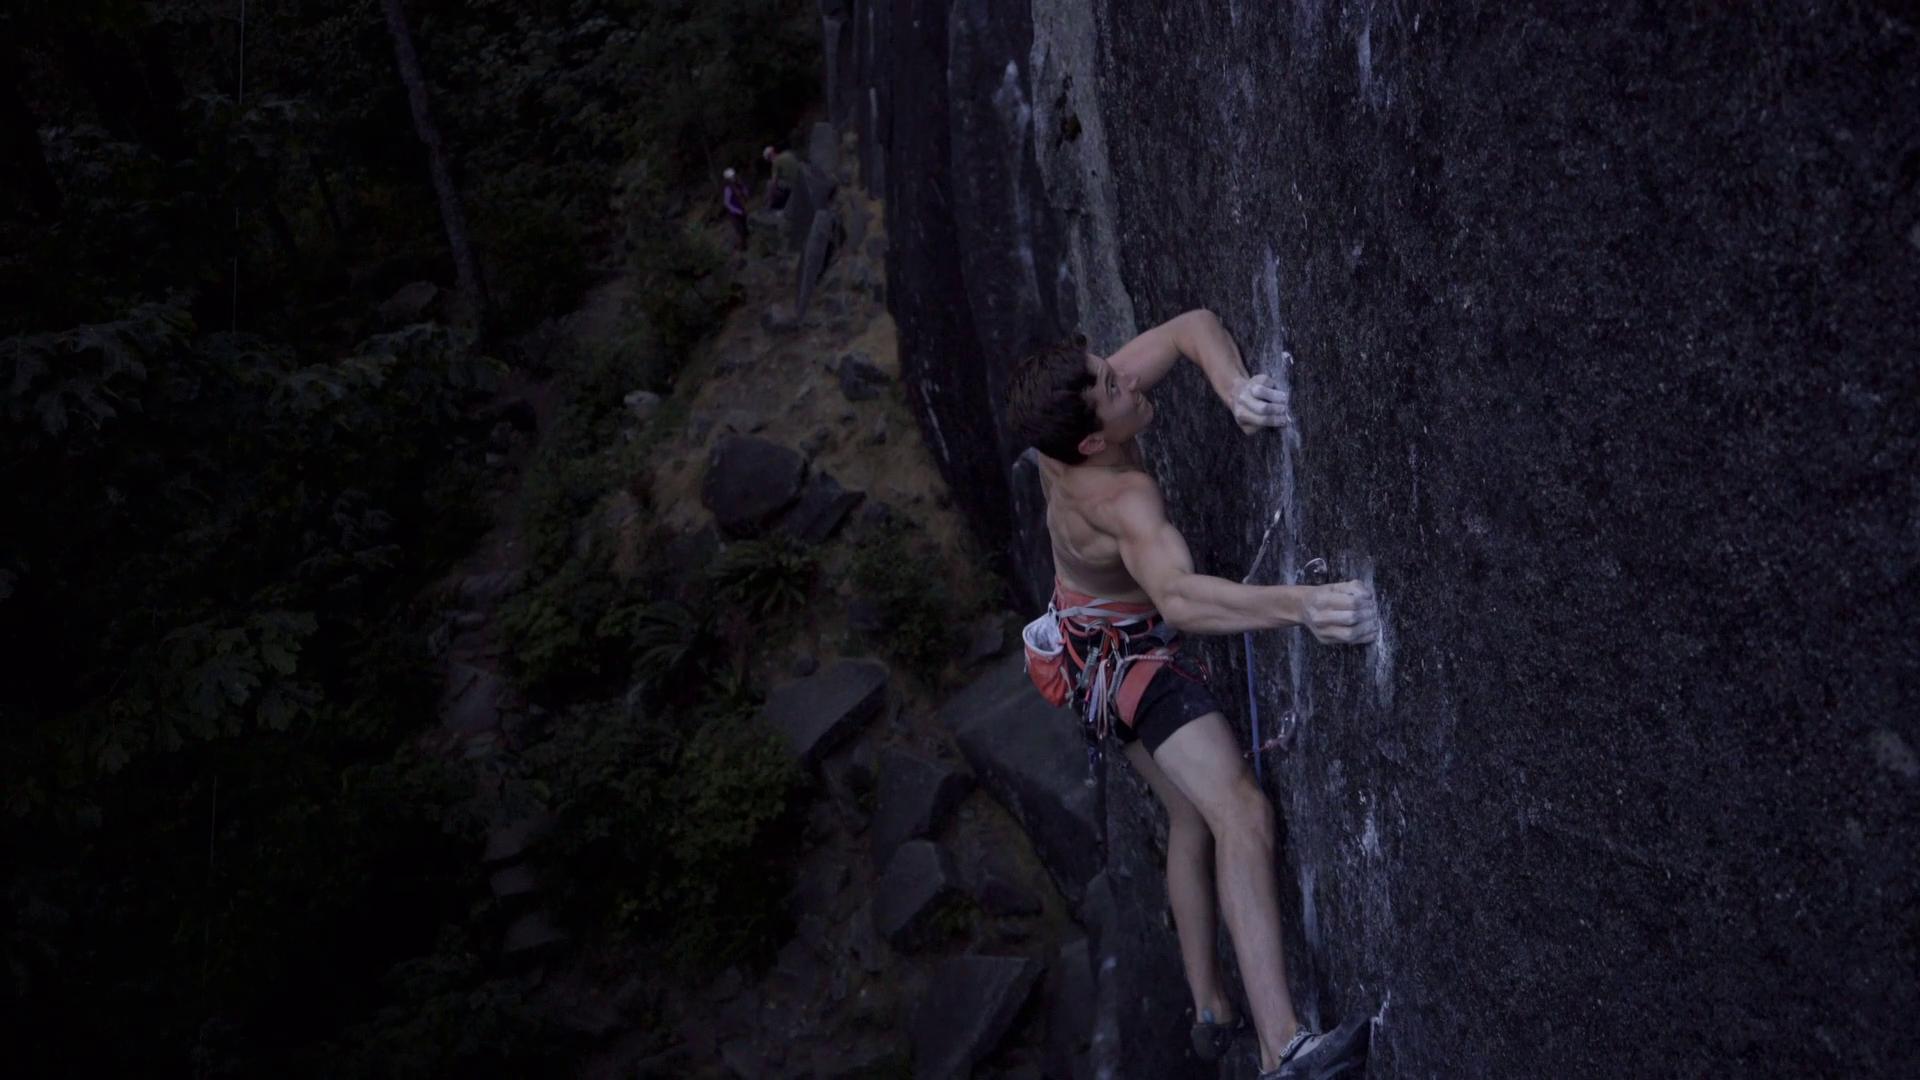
{"left": 378, "top": 0, "right": 486, "bottom": 334}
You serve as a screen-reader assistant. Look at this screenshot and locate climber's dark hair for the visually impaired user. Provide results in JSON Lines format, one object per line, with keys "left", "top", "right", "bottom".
{"left": 1006, "top": 335, "right": 1099, "bottom": 464}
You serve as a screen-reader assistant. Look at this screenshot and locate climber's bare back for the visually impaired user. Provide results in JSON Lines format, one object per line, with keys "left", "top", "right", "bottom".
{"left": 1039, "top": 449, "right": 1184, "bottom": 603}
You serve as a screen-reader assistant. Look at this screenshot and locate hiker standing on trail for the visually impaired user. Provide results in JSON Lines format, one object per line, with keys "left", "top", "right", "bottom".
{"left": 1007, "top": 312, "right": 1377, "bottom": 1080}
{"left": 763, "top": 144, "right": 799, "bottom": 210}
{"left": 722, "top": 168, "right": 750, "bottom": 251}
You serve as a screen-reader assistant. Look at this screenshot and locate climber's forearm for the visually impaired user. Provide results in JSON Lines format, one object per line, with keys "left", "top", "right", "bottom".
{"left": 1166, "top": 310, "right": 1254, "bottom": 410}
{"left": 1109, "top": 310, "right": 1249, "bottom": 396}
{"left": 1156, "top": 572, "right": 1310, "bottom": 636}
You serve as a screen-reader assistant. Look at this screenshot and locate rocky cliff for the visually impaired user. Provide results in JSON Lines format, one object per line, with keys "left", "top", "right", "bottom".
{"left": 826, "top": 2, "right": 1920, "bottom": 1076}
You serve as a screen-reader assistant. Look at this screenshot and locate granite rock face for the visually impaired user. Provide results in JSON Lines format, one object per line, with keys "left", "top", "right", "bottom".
{"left": 845, "top": 1, "right": 1920, "bottom": 1076}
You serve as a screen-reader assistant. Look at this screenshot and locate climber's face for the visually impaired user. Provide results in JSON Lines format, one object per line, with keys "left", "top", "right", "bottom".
{"left": 1083, "top": 352, "right": 1153, "bottom": 447}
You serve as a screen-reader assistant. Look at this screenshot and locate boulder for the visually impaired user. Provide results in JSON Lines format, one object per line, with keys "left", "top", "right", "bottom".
{"left": 972, "top": 852, "right": 1043, "bottom": 918}
{"left": 792, "top": 851, "right": 850, "bottom": 918}
{"left": 961, "top": 612, "right": 1008, "bottom": 667}
{"left": 455, "top": 568, "right": 523, "bottom": 607}
{"left": 623, "top": 389, "right": 660, "bottom": 424}
{"left": 941, "top": 654, "right": 1100, "bottom": 905}
{"left": 482, "top": 805, "right": 557, "bottom": 864}
{"left": 808, "top": 120, "right": 839, "bottom": 175}
{"left": 849, "top": 900, "right": 886, "bottom": 973}
{"left": 1044, "top": 937, "right": 1097, "bottom": 1080}
{"left": 700, "top": 436, "right": 806, "bottom": 538}
{"left": 377, "top": 280, "right": 439, "bottom": 323}
{"left": 501, "top": 911, "right": 569, "bottom": 959}
{"left": 761, "top": 658, "right": 890, "bottom": 767}
{"left": 488, "top": 863, "right": 542, "bottom": 901}
{"left": 760, "top": 303, "right": 798, "bottom": 333}
{"left": 786, "top": 162, "right": 837, "bottom": 257}
{"left": 719, "top": 1039, "right": 768, "bottom": 1080}
{"left": 837, "top": 351, "right": 890, "bottom": 401}
{"left": 441, "top": 662, "right": 510, "bottom": 734}
{"left": 872, "top": 840, "right": 961, "bottom": 953}
{"left": 810, "top": 1035, "right": 902, "bottom": 1080}
{"left": 869, "top": 747, "right": 974, "bottom": 869}
{"left": 795, "top": 208, "right": 839, "bottom": 318}
{"left": 910, "top": 955, "right": 1043, "bottom": 1080}
{"left": 775, "top": 470, "right": 866, "bottom": 544}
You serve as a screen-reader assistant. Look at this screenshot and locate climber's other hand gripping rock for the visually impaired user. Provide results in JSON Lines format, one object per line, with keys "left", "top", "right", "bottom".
{"left": 1302, "top": 580, "right": 1379, "bottom": 645}
{"left": 1231, "top": 371, "right": 1291, "bottom": 433}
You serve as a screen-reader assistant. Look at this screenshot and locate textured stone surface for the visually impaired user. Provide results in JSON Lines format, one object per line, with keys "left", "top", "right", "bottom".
{"left": 847, "top": 0, "right": 1920, "bottom": 1075}
{"left": 761, "top": 658, "right": 890, "bottom": 767}
{"left": 869, "top": 747, "right": 974, "bottom": 868}
{"left": 1043, "top": 936, "right": 1095, "bottom": 1080}
{"left": 836, "top": 351, "right": 890, "bottom": 401}
{"left": 700, "top": 436, "right": 806, "bottom": 538}
{"left": 941, "top": 653, "right": 1098, "bottom": 905}
{"left": 500, "top": 911, "right": 569, "bottom": 959}
{"left": 910, "top": 955, "right": 1043, "bottom": 1080}
{"left": 872, "top": 839, "right": 961, "bottom": 953}
{"left": 775, "top": 469, "right": 865, "bottom": 543}
{"left": 796, "top": 207, "right": 839, "bottom": 319}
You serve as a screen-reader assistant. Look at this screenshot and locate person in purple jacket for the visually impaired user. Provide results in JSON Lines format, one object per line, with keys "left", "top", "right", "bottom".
{"left": 722, "top": 168, "right": 750, "bottom": 251}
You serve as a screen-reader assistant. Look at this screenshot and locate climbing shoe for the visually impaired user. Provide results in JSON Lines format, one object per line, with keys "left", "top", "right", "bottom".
{"left": 1190, "top": 1007, "right": 1248, "bottom": 1062}
{"left": 1258, "top": 1016, "right": 1370, "bottom": 1080}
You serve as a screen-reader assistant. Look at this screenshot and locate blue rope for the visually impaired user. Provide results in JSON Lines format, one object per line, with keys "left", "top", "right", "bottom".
{"left": 1243, "top": 629, "right": 1263, "bottom": 784}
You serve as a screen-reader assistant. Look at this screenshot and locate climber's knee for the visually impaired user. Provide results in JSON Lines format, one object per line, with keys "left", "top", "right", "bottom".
{"left": 1218, "top": 774, "right": 1275, "bottom": 853}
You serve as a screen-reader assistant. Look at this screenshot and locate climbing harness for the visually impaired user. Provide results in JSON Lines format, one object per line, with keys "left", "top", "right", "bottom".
{"left": 1021, "top": 589, "right": 1201, "bottom": 775}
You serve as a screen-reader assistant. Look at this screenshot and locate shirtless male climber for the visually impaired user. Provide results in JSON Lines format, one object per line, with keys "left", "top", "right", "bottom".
{"left": 1006, "top": 311, "right": 1378, "bottom": 1080}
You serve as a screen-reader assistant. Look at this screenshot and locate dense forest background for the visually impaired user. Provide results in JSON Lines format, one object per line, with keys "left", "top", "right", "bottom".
{"left": 1, "top": 0, "right": 822, "bottom": 1073}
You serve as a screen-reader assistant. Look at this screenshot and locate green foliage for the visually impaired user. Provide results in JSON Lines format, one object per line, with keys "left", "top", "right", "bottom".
{"left": 708, "top": 536, "right": 819, "bottom": 616}
{"left": 496, "top": 559, "right": 635, "bottom": 699}
{"left": 2, "top": 0, "right": 820, "bottom": 1071}
{"left": 312, "top": 932, "right": 566, "bottom": 1080}
{"left": 849, "top": 522, "right": 960, "bottom": 681}
{"left": 523, "top": 699, "right": 800, "bottom": 969}
{"left": 619, "top": 599, "right": 725, "bottom": 690}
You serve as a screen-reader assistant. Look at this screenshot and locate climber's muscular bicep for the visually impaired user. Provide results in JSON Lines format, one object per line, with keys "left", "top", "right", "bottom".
{"left": 1097, "top": 479, "right": 1197, "bottom": 611}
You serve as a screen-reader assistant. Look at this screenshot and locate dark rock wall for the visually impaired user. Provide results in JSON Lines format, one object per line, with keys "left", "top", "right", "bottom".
{"left": 840, "top": 1, "right": 1920, "bottom": 1076}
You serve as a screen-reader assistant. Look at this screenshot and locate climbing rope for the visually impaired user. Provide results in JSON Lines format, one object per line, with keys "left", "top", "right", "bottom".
{"left": 1242, "top": 551, "right": 1327, "bottom": 780}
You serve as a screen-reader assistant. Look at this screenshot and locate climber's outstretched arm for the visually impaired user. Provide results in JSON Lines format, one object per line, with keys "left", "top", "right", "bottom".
{"left": 1106, "top": 310, "right": 1290, "bottom": 433}
{"left": 1098, "top": 474, "right": 1379, "bottom": 643}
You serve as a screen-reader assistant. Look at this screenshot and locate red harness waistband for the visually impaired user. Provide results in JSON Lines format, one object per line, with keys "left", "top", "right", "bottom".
{"left": 1051, "top": 581, "right": 1177, "bottom": 734}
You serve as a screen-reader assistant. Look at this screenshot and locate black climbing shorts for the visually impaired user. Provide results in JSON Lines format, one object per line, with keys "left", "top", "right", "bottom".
{"left": 1062, "top": 616, "right": 1220, "bottom": 757}
{"left": 1115, "top": 663, "right": 1221, "bottom": 756}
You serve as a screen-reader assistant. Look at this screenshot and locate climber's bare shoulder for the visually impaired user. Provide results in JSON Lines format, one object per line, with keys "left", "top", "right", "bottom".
{"left": 1037, "top": 456, "right": 1176, "bottom": 602}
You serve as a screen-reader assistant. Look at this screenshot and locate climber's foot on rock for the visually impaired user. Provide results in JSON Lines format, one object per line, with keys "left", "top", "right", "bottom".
{"left": 1258, "top": 1016, "right": 1370, "bottom": 1080}
{"left": 1190, "top": 1006, "right": 1248, "bottom": 1062}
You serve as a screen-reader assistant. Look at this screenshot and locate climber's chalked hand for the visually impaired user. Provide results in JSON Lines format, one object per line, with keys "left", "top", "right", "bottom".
{"left": 1302, "top": 580, "right": 1379, "bottom": 645}
{"left": 1233, "top": 371, "right": 1291, "bottom": 434}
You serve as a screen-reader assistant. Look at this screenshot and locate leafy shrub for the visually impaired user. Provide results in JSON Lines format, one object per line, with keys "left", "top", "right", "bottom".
{"left": 609, "top": 598, "right": 727, "bottom": 694}
{"left": 849, "top": 522, "right": 958, "bottom": 681}
{"left": 523, "top": 698, "right": 800, "bottom": 969}
{"left": 310, "top": 931, "right": 564, "bottom": 1080}
{"left": 708, "top": 536, "right": 818, "bottom": 616}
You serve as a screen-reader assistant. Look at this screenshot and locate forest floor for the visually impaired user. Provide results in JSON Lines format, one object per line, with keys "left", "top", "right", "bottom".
{"left": 423, "top": 172, "right": 1086, "bottom": 1079}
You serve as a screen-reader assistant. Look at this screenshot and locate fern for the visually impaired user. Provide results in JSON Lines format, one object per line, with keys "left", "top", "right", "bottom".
{"left": 707, "top": 536, "right": 817, "bottom": 616}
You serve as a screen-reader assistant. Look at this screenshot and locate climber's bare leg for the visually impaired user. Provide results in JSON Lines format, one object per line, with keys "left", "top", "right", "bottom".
{"left": 1150, "top": 712, "right": 1301, "bottom": 1072}
{"left": 1122, "top": 740, "right": 1231, "bottom": 1025}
